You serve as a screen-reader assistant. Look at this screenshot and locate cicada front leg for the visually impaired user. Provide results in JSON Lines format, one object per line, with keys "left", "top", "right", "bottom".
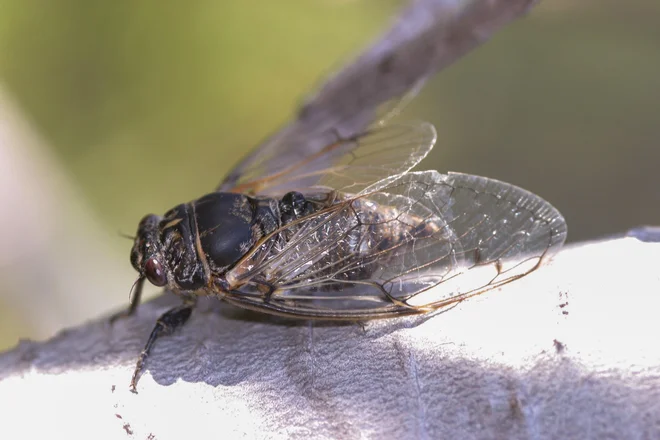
{"left": 130, "top": 299, "right": 196, "bottom": 393}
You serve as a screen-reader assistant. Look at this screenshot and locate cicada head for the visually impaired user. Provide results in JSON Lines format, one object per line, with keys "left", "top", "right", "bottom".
{"left": 130, "top": 213, "right": 170, "bottom": 288}
{"left": 131, "top": 201, "right": 209, "bottom": 293}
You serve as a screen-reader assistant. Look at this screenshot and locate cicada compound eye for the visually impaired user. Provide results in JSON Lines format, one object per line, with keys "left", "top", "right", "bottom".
{"left": 144, "top": 257, "right": 167, "bottom": 287}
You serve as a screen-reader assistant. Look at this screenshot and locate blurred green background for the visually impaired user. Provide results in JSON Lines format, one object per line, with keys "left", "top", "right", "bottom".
{"left": 0, "top": 0, "right": 658, "bottom": 350}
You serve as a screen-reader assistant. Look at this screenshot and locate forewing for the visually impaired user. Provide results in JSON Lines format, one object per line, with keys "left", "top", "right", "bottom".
{"left": 221, "top": 121, "right": 436, "bottom": 197}
{"left": 217, "top": 79, "right": 424, "bottom": 194}
{"left": 222, "top": 170, "right": 567, "bottom": 319}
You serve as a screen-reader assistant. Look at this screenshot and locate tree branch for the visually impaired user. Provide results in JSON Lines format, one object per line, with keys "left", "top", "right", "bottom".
{"left": 1, "top": 234, "right": 659, "bottom": 439}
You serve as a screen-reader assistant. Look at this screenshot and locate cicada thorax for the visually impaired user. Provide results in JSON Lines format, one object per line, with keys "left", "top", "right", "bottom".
{"left": 158, "top": 202, "right": 207, "bottom": 290}
{"left": 221, "top": 191, "right": 325, "bottom": 273}
{"left": 193, "top": 193, "right": 279, "bottom": 268}
{"left": 144, "top": 192, "right": 279, "bottom": 294}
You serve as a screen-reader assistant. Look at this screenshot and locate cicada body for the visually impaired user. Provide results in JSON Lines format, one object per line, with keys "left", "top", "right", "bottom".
{"left": 124, "top": 121, "right": 567, "bottom": 391}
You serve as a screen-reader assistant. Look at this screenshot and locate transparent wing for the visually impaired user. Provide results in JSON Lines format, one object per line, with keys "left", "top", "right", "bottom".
{"left": 221, "top": 170, "right": 567, "bottom": 319}
{"left": 218, "top": 82, "right": 424, "bottom": 194}
{"left": 220, "top": 121, "right": 436, "bottom": 197}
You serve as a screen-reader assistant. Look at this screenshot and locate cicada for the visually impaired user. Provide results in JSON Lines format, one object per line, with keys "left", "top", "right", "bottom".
{"left": 124, "top": 120, "right": 566, "bottom": 391}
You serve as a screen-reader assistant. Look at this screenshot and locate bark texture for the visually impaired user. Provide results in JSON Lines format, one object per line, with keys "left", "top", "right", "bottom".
{"left": 1, "top": 235, "right": 659, "bottom": 439}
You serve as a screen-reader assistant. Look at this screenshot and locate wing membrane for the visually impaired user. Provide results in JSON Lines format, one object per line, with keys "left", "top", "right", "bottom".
{"left": 222, "top": 121, "right": 436, "bottom": 197}
{"left": 222, "top": 170, "right": 567, "bottom": 319}
{"left": 218, "top": 80, "right": 424, "bottom": 193}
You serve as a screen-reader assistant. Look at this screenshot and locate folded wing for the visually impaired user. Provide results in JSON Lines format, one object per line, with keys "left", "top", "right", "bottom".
{"left": 222, "top": 170, "right": 567, "bottom": 319}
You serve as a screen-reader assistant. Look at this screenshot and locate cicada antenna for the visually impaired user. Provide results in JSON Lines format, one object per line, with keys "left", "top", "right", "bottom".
{"left": 118, "top": 231, "right": 136, "bottom": 241}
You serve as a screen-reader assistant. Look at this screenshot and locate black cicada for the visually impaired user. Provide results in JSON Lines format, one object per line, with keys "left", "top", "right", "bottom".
{"left": 124, "top": 120, "right": 566, "bottom": 391}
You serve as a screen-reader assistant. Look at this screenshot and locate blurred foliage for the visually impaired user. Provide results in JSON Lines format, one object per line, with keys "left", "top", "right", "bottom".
{"left": 415, "top": 0, "right": 660, "bottom": 240}
{"left": 0, "top": 0, "right": 659, "bottom": 349}
{"left": 0, "top": 0, "right": 398, "bottom": 233}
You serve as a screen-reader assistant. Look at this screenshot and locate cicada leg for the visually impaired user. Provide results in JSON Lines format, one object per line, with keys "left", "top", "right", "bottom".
{"left": 257, "top": 281, "right": 277, "bottom": 303}
{"left": 110, "top": 276, "right": 146, "bottom": 323}
{"left": 130, "top": 300, "right": 195, "bottom": 393}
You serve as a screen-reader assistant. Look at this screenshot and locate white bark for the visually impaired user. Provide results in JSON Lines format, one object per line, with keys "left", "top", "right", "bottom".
{"left": 1, "top": 235, "right": 659, "bottom": 439}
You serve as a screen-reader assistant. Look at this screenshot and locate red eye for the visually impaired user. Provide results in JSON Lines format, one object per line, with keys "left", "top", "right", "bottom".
{"left": 144, "top": 258, "right": 167, "bottom": 287}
